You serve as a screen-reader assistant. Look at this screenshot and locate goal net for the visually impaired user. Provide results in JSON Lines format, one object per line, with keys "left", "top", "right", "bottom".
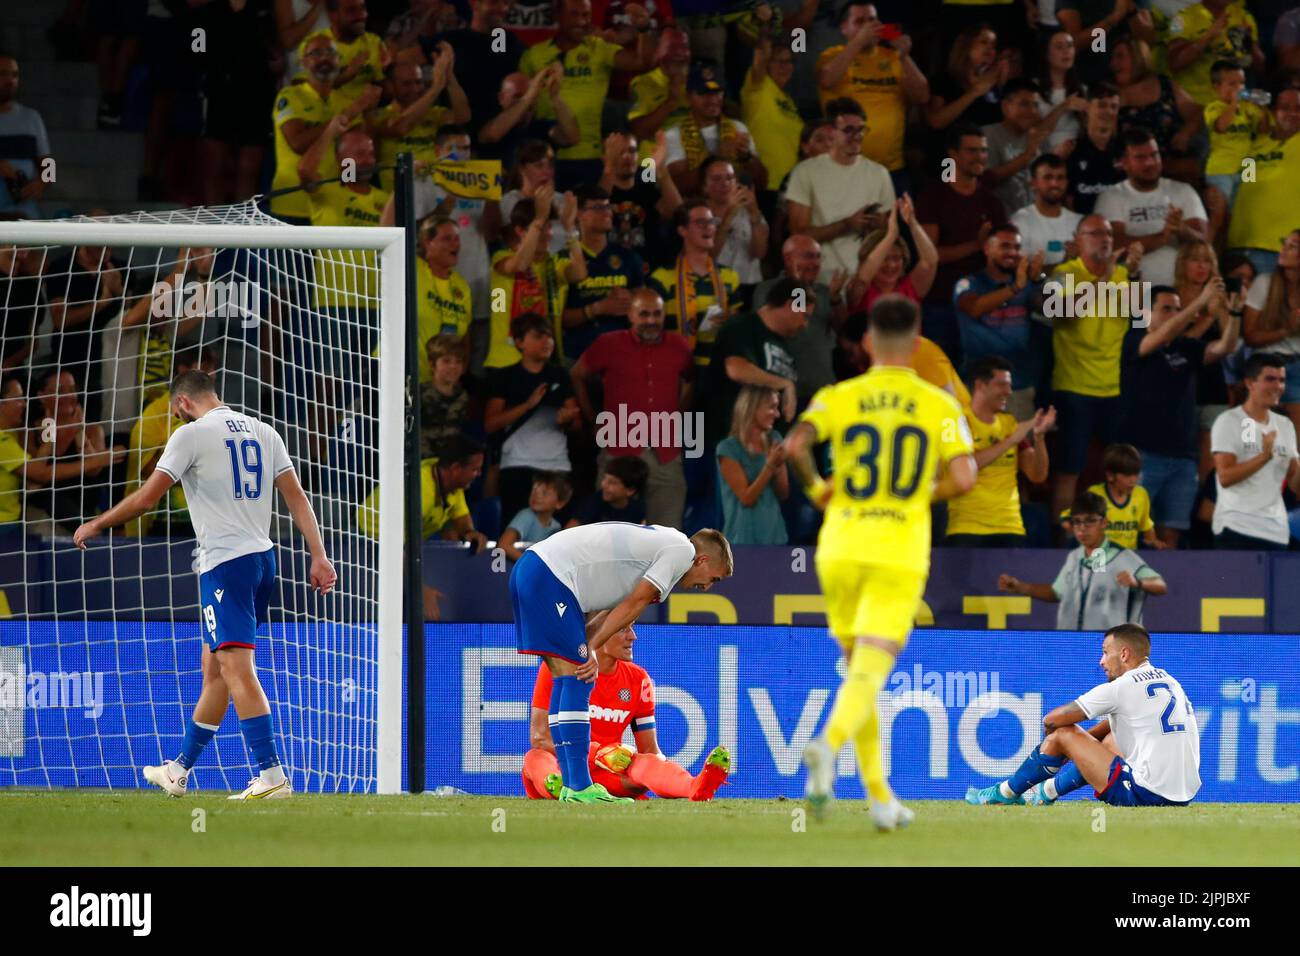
{"left": 0, "top": 201, "right": 405, "bottom": 793}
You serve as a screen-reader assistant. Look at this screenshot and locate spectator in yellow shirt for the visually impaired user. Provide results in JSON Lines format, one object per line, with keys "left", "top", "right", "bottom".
{"left": 1166, "top": 0, "right": 1264, "bottom": 108}
{"left": 742, "top": 34, "right": 803, "bottom": 218}
{"left": 1228, "top": 88, "right": 1300, "bottom": 276}
{"left": 1058, "top": 443, "right": 1164, "bottom": 550}
{"left": 306, "top": 0, "right": 392, "bottom": 107}
{"left": 627, "top": 26, "right": 692, "bottom": 162}
{"left": 946, "top": 356, "right": 1054, "bottom": 546}
{"left": 519, "top": 0, "right": 656, "bottom": 188}
{"left": 414, "top": 215, "right": 473, "bottom": 382}
{"left": 817, "top": 2, "right": 929, "bottom": 191}
{"left": 372, "top": 51, "right": 469, "bottom": 171}
{"left": 269, "top": 34, "right": 378, "bottom": 222}
{"left": 1045, "top": 213, "right": 1145, "bottom": 523}
{"left": 357, "top": 433, "right": 488, "bottom": 547}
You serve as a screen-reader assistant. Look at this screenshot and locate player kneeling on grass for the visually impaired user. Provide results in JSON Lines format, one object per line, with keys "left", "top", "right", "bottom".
{"left": 511, "top": 522, "right": 734, "bottom": 804}
{"left": 522, "top": 622, "right": 729, "bottom": 801}
{"left": 966, "top": 624, "right": 1200, "bottom": 808}
{"left": 73, "top": 371, "right": 337, "bottom": 800}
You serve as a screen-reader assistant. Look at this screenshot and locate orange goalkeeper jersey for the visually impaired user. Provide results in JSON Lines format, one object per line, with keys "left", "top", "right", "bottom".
{"left": 531, "top": 660, "right": 656, "bottom": 745}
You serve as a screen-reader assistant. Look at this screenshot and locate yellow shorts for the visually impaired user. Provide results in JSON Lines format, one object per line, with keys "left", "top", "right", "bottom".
{"left": 815, "top": 557, "right": 927, "bottom": 649}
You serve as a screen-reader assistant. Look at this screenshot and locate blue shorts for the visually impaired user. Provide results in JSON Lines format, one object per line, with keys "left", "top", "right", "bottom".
{"left": 198, "top": 548, "right": 276, "bottom": 652}
{"left": 1139, "top": 452, "right": 1198, "bottom": 530}
{"left": 510, "top": 550, "right": 586, "bottom": 665}
{"left": 1096, "top": 756, "right": 1189, "bottom": 807}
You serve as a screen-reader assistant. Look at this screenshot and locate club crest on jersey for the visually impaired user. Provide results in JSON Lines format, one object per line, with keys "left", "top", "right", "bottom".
{"left": 577, "top": 644, "right": 588, "bottom": 659}
{"left": 618, "top": 688, "right": 631, "bottom": 702}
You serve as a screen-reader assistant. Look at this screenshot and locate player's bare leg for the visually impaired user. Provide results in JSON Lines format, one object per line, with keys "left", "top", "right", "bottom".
{"left": 144, "top": 645, "right": 229, "bottom": 796}
{"left": 1026, "top": 731, "right": 1122, "bottom": 805}
{"left": 219, "top": 647, "right": 291, "bottom": 800}
{"left": 1044, "top": 725, "right": 1123, "bottom": 792}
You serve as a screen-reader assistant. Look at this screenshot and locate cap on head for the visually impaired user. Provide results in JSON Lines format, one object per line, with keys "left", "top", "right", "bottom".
{"left": 687, "top": 60, "right": 723, "bottom": 95}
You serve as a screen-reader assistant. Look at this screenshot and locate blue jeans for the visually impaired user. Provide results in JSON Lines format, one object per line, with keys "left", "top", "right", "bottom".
{"left": 1139, "top": 451, "right": 1198, "bottom": 530}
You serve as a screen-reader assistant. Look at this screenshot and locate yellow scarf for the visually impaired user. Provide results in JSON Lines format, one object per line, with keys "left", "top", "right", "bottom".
{"left": 680, "top": 113, "right": 738, "bottom": 170}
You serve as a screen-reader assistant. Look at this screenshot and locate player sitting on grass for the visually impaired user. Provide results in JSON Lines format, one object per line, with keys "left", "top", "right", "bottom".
{"left": 522, "top": 621, "right": 730, "bottom": 801}
{"left": 510, "top": 522, "right": 734, "bottom": 804}
{"left": 73, "top": 370, "right": 337, "bottom": 800}
{"left": 966, "top": 623, "right": 1201, "bottom": 807}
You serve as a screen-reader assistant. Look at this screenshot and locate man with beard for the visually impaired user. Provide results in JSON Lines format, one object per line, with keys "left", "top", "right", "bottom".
{"left": 75, "top": 369, "right": 337, "bottom": 801}
{"left": 305, "top": 0, "right": 390, "bottom": 107}
{"left": 269, "top": 33, "right": 379, "bottom": 223}
{"left": 627, "top": 26, "right": 692, "bottom": 160}
{"left": 1095, "top": 126, "right": 1207, "bottom": 288}
{"left": 596, "top": 130, "right": 682, "bottom": 269}
{"left": 1011, "top": 154, "right": 1085, "bottom": 268}
{"left": 372, "top": 54, "right": 470, "bottom": 171}
{"left": 571, "top": 288, "right": 694, "bottom": 528}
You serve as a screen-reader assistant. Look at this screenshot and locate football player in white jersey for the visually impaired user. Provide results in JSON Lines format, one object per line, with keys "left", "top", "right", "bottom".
{"left": 966, "top": 624, "right": 1201, "bottom": 807}
{"left": 509, "top": 522, "right": 733, "bottom": 803}
{"left": 74, "top": 371, "right": 337, "bottom": 800}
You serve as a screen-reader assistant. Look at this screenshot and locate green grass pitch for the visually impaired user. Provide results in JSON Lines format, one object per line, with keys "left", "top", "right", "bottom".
{"left": 3, "top": 792, "right": 1298, "bottom": 866}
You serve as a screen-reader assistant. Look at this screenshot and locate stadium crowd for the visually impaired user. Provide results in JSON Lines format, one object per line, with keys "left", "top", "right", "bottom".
{"left": 6, "top": 0, "right": 1300, "bottom": 557}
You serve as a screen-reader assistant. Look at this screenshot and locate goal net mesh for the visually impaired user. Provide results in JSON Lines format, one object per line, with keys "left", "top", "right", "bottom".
{"left": 0, "top": 200, "right": 395, "bottom": 793}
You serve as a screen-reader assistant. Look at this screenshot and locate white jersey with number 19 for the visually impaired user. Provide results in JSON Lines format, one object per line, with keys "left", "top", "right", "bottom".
{"left": 154, "top": 405, "right": 295, "bottom": 574}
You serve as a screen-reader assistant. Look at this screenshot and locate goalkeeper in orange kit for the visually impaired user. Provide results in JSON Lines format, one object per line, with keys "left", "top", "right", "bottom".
{"left": 521, "top": 622, "right": 730, "bottom": 801}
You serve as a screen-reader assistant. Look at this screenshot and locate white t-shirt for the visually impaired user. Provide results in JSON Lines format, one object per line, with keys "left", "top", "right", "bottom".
{"left": 662, "top": 119, "right": 754, "bottom": 168}
{"left": 1210, "top": 405, "right": 1298, "bottom": 544}
{"left": 1244, "top": 272, "right": 1300, "bottom": 357}
{"left": 715, "top": 208, "right": 763, "bottom": 284}
{"left": 1075, "top": 660, "right": 1201, "bottom": 803}
{"left": 1010, "top": 203, "right": 1084, "bottom": 266}
{"left": 1093, "top": 178, "right": 1206, "bottom": 287}
{"left": 500, "top": 189, "right": 567, "bottom": 254}
{"left": 155, "top": 405, "right": 295, "bottom": 574}
{"left": 784, "top": 152, "right": 897, "bottom": 284}
{"left": 1038, "top": 86, "right": 1080, "bottom": 149}
{"left": 530, "top": 522, "right": 696, "bottom": 612}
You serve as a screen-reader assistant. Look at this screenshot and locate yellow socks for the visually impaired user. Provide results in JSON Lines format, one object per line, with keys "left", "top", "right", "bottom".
{"left": 824, "top": 643, "right": 896, "bottom": 803}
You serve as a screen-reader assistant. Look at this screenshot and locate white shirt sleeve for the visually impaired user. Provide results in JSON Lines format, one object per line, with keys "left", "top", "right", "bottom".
{"left": 154, "top": 423, "right": 196, "bottom": 482}
{"left": 642, "top": 542, "right": 696, "bottom": 602}
{"left": 662, "top": 126, "right": 685, "bottom": 167}
{"left": 267, "top": 425, "right": 294, "bottom": 477}
{"left": 1174, "top": 179, "right": 1207, "bottom": 221}
{"left": 1245, "top": 272, "right": 1271, "bottom": 312}
{"left": 1210, "top": 408, "right": 1238, "bottom": 456}
{"left": 1076, "top": 679, "right": 1120, "bottom": 720}
{"left": 784, "top": 159, "right": 813, "bottom": 208}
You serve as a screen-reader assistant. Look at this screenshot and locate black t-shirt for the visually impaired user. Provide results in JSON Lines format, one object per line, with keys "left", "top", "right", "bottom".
{"left": 570, "top": 490, "right": 646, "bottom": 526}
{"left": 1119, "top": 328, "right": 1206, "bottom": 461}
{"left": 932, "top": 74, "right": 1004, "bottom": 129}
{"left": 706, "top": 310, "right": 796, "bottom": 442}
{"left": 1067, "top": 134, "right": 1124, "bottom": 215}
{"left": 425, "top": 27, "right": 525, "bottom": 140}
{"left": 608, "top": 177, "right": 670, "bottom": 269}
{"left": 485, "top": 359, "right": 572, "bottom": 426}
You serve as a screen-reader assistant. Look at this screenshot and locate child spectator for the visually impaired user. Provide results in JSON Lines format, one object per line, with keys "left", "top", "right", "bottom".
{"left": 484, "top": 312, "right": 581, "bottom": 522}
{"left": 1059, "top": 443, "right": 1164, "bottom": 550}
{"left": 500, "top": 471, "right": 572, "bottom": 560}
{"left": 1203, "top": 61, "right": 1271, "bottom": 242}
{"left": 565, "top": 455, "right": 648, "bottom": 528}
{"left": 716, "top": 385, "right": 790, "bottom": 545}
{"left": 419, "top": 334, "right": 470, "bottom": 459}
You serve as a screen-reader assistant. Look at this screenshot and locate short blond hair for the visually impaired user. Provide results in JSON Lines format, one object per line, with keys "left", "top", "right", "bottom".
{"left": 690, "top": 528, "right": 734, "bottom": 576}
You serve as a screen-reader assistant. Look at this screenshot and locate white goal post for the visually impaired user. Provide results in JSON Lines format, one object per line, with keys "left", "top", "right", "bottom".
{"left": 0, "top": 213, "right": 407, "bottom": 794}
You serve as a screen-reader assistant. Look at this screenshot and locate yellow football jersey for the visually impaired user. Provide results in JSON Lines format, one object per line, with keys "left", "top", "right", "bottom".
{"left": 1060, "top": 481, "right": 1154, "bottom": 550}
{"left": 375, "top": 101, "right": 452, "bottom": 171}
{"left": 945, "top": 410, "right": 1026, "bottom": 537}
{"left": 800, "top": 365, "right": 973, "bottom": 574}
{"left": 520, "top": 36, "right": 622, "bottom": 161}
{"left": 306, "top": 182, "right": 391, "bottom": 308}
{"left": 270, "top": 82, "right": 356, "bottom": 220}
{"left": 0, "top": 427, "right": 30, "bottom": 525}
{"left": 304, "top": 29, "right": 387, "bottom": 106}
{"left": 415, "top": 259, "right": 472, "bottom": 381}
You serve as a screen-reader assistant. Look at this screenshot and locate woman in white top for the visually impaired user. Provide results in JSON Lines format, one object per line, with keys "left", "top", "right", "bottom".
{"left": 1033, "top": 30, "right": 1086, "bottom": 151}
{"left": 1243, "top": 230, "right": 1300, "bottom": 437}
{"left": 499, "top": 141, "right": 568, "bottom": 254}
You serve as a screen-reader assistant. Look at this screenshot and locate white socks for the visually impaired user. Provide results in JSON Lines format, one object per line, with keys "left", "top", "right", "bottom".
{"left": 260, "top": 765, "right": 286, "bottom": 786}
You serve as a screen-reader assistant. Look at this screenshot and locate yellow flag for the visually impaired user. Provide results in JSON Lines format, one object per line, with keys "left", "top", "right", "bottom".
{"left": 427, "top": 160, "right": 503, "bottom": 201}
